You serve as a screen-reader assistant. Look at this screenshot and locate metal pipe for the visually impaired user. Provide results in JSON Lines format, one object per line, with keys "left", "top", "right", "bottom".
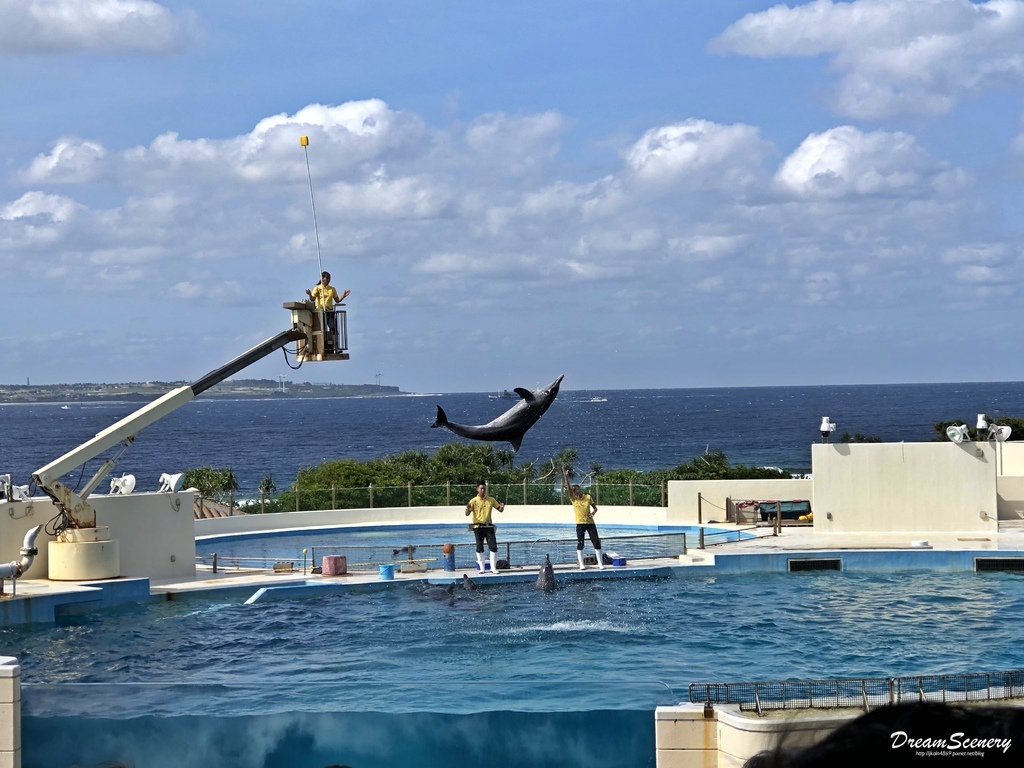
{"left": 0, "top": 525, "right": 43, "bottom": 579}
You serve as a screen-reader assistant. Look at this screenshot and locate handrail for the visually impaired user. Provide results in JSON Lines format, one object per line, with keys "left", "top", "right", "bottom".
{"left": 690, "top": 668, "right": 1024, "bottom": 712}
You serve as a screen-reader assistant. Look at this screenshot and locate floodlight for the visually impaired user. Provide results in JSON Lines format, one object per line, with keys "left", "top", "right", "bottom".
{"left": 158, "top": 472, "right": 185, "bottom": 493}
{"left": 110, "top": 474, "right": 136, "bottom": 495}
{"left": 990, "top": 425, "right": 1012, "bottom": 442}
{"left": 0, "top": 474, "right": 9, "bottom": 500}
{"left": 946, "top": 424, "right": 969, "bottom": 444}
{"left": 11, "top": 485, "right": 31, "bottom": 501}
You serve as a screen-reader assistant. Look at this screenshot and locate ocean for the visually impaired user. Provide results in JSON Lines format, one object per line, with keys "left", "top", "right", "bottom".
{"left": 2, "top": 381, "right": 1023, "bottom": 494}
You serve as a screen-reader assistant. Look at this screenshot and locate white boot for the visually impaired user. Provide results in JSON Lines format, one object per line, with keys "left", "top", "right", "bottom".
{"left": 577, "top": 550, "right": 586, "bottom": 570}
{"left": 594, "top": 548, "right": 605, "bottom": 569}
{"left": 476, "top": 552, "right": 486, "bottom": 572}
{"left": 489, "top": 551, "right": 499, "bottom": 574}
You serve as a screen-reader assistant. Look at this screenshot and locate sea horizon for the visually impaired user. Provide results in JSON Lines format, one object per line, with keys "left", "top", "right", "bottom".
{"left": 4, "top": 381, "right": 1023, "bottom": 493}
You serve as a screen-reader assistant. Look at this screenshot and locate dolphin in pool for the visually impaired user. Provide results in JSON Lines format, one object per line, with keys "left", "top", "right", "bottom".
{"left": 461, "top": 574, "right": 478, "bottom": 591}
{"left": 431, "top": 375, "right": 564, "bottom": 452}
{"left": 422, "top": 584, "right": 457, "bottom": 602}
{"left": 535, "top": 554, "right": 556, "bottom": 593}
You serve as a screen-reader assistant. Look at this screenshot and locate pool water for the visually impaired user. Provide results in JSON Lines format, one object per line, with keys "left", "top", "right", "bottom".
{"left": 8, "top": 570, "right": 1024, "bottom": 767}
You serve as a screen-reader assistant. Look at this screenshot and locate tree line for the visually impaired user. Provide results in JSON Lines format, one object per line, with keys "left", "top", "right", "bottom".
{"left": 184, "top": 441, "right": 792, "bottom": 511}
{"left": 184, "top": 414, "right": 1024, "bottom": 505}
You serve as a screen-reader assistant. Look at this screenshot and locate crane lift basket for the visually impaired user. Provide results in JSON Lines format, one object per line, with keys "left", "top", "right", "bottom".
{"left": 284, "top": 301, "right": 348, "bottom": 362}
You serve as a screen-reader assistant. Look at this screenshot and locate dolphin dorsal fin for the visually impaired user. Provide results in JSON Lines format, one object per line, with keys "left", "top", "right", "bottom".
{"left": 513, "top": 387, "right": 533, "bottom": 401}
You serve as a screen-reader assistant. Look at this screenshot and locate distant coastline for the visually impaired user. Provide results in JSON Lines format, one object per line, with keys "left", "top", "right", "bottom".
{"left": 0, "top": 378, "right": 404, "bottom": 404}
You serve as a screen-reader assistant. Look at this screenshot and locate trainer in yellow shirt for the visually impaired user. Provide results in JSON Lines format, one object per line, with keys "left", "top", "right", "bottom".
{"left": 306, "top": 271, "right": 350, "bottom": 310}
{"left": 465, "top": 483, "right": 505, "bottom": 573}
{"left": 562, "top": 466, "right": 603, "bottom": 570}
{"left": 305, "top": 271, "right": 350, "bottom": 351}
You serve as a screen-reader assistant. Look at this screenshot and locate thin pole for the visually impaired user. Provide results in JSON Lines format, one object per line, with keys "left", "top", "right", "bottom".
{"left": 300, "top": 136, "right": 324, "bottom": 278}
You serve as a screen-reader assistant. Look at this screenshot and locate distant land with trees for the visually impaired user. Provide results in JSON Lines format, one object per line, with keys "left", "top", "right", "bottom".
{"left": 0, "top": 378, "right": 404, "bottom": 403}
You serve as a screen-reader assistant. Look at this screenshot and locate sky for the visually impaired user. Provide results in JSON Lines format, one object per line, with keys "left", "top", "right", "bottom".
{"left": 4, "top": 0, "right": 1024, "bottom": 393}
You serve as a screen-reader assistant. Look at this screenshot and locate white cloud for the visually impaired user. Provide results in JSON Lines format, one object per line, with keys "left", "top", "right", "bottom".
{"left": 695, "top": 275, "right": 726, "bottom": 292}
{"left": 1, "top": 190, "right": 82, "bottom": 221}
{"left": 0, "top": 0, "right": 201, "bottom": 57}
{"left": 668, "top": 234, "right": 748, "bottom": 261}
{"left": 711, "top": 0, "right": 1024, "bottom": 119}
{"left": 465, "top": 111, "right": 568, "bottom": 174}
{"left": 413, "top": 252, "right": 493, "bottom": 274}
{"left": 565, "top": 259, "right": 627, "bottom": 279}
{"left": 168, "top": 279, "right": 246, "bottom": 303}
{"left": 955, "top": 264, "right": 1008, "bottom": 283}
{"left": 21, "top": 100, "right": 434, "bottom": 187}
{"left": 89, "top": 245, "right": 164, "bottom": 265}
{"left": 625, "top": 119, "right": 770, "bottom": 188}
{"left": 941, "top": 243, "right": 1010, "bottom": 264}
{"left": 775, "top": 126, "right": 966, "bottom": 198}
{"left": 802, "top": 270, "right": 841, "bottom": 304}
{"left": 324, "top": 170, "right": 452, "bottom": 220}
{"left": 4, "top": 100, "right": 1018, "bottom": 387}
{"left": 20, "top": 138, "right": 107, "bottom": 184}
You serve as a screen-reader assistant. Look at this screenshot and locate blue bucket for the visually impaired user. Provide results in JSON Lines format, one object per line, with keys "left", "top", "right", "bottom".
{"left": 378, "top": 564, "right": 395, "bottom": 581}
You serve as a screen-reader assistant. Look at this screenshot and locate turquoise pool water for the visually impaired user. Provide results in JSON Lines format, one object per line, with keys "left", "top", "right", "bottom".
{"left": 7, "top": 569, "right": 1024, "bottom": 766}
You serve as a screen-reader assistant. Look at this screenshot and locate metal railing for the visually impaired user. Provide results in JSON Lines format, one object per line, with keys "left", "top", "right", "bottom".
{"left": 228, "top": 480, "right": 668, "bottom": 514}
{"left": 197, "top": 531, "right": 690, "bottom": 573}
{"left": 697, "top": 526, "right": 765, "bottom": 548}
{"left": 690, "top": 668, "right": 1024, "bottom": 714}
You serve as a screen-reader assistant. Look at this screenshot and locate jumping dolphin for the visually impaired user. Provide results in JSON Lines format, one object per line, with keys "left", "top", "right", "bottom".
{"left": 431, "top": 374, "right": 564, "bottom": 452}
{"left": 535, "top": 554, "right": 556, "bottom": 593}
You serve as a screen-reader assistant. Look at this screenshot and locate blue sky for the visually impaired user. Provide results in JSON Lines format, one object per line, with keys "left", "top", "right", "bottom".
{"left": 4, "top": 0, "right": 1024, "bottom": 393}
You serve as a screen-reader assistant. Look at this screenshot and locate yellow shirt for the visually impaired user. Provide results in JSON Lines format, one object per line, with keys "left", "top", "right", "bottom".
{"left": 571, "top": 494, "right": 595, "bottom": 524}
{"left": 310, "top": 284, "right": 341, "bottom": 310}
{"left": 467, "top": 495, "right": 501, "bottom": 526}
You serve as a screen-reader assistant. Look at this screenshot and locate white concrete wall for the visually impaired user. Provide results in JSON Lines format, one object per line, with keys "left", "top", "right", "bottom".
{"left": 94, "top": 491, "right": 196, "bottom": 579}
{"left": 997, "top": 476, "right": 1024, "bottom": 521}
{"left": 0, "top": 657, "right": 20, "bottom": 768}
{"left": 811, "top": 442, "right": 998, "bottom": 534}
{"left": 0, "top": 496, "right": 54, "bottom": 580}
{"left": 656, "top": 704, "right": 856, "bottom": 768}
{"left": 997, "top": 442, "right": 1024, "bottom": 476}
{"left": 666, "top": 479, "right": 812, "bottom": 525}
{"left": 195, "top": 504, "right": 670, "bottom": 537}
{"left": 0, "top": 490, "right": 195, "bottom": 581}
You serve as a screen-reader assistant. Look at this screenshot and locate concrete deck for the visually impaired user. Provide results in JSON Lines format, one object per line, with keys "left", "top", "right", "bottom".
{"left": 5, "top": 521, "right": 1024, "bottom": 627}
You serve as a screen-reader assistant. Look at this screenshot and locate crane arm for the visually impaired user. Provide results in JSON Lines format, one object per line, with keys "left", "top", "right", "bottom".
{"left": 33, "top": 327, "right": 304, "bottom": 528}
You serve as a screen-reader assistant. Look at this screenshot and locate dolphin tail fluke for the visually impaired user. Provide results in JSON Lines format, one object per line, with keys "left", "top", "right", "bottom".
{"left": 432, "top": 405, "right": 448, "bottom": 429}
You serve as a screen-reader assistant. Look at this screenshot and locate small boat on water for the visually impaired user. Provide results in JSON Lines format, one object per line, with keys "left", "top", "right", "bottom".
{"left": 489, "top": 390, "right": 515, "bottom": 399}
